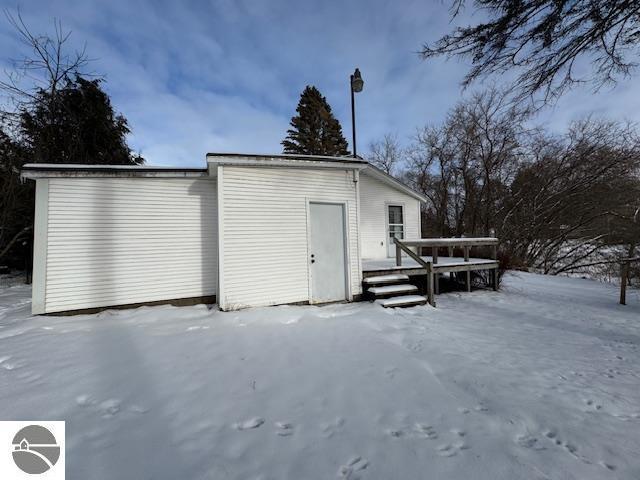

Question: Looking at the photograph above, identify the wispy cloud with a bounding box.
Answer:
[1,0,639,166]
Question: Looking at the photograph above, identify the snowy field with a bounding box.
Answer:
[1,272,639,480]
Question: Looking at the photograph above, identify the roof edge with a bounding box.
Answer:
[207,152,368,164]
[21,163,208,179]
[363,165,428,203]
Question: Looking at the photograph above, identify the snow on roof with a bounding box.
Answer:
[206,152,369,164]
[20,154,427,204]
[22,163,206,171]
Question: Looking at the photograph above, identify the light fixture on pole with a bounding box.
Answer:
[350,68,364,158]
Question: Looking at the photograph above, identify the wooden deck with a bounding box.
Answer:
[362,256,498,277]
[362,237,500,307]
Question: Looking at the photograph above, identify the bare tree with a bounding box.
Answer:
[421,1,640,104]
[367,133,403,176]
[502,119,640,273]
[0,10,91,122]
[407,88,528,237]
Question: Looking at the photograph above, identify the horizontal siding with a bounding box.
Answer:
[44,178,217,313]
[220,166,360,309]
[359,172,421,260]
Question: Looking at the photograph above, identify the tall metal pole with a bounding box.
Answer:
[350,75,357,158]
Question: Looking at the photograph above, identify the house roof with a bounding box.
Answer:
[21,154,426,203]
[207,152,369,164]
[21,164,208,179]
[206,153,427,202]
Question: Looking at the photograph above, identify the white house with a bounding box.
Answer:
[21,153,426,314]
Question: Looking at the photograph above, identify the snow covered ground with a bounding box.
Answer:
[1,272,639,479]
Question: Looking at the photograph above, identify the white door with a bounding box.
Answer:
[309,202,347,303]
[387,205,404,257]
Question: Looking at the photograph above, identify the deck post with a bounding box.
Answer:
[490,244,498,291]
[466,270,471,292]
[620,261,628,305]
[463,246,469,262]
[432,247,439,295]
[395,241,402,266]
[426,262,435,307]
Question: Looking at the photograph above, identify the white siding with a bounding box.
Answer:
[42,177,217,313]
[359,171,421,259]
[219,166,360,309]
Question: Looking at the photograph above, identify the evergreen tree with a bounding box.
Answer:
[282,86,349,156]
[20,76,143,165]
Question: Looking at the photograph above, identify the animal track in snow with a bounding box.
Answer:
[321,417,345,438]
[598,461,616,471]
[100,399,122,417]
[384,367,398,379]
[537,428,604,466]
[515,434,544,450]
[275,421,294,436]
[76,394,94,407]
[337,455,368,478]
[583,399,603,411]
[0,357,23,370]
[234,417,265,430]
[386,428,404,438]
[436,441,469,457]
[129,405,150,414]
[414,423,438,439]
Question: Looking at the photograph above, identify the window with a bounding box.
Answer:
[387,205,404,257]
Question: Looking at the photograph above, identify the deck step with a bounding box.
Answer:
[367,284,418,297]
[363,274,410,286]
[377,295,428,308]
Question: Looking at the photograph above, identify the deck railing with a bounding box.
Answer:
[393,237,498,267]
[393,237,500,307]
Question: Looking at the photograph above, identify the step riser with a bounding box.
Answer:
[382,301,427,308]
[377,294,428,308]
[363,274,410,287]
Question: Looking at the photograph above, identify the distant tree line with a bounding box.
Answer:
[368,88,640,277]
[0,13,142,270]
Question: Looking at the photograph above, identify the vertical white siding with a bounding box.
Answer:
[220,166,360,309]
[359,171,421,259]
[43,177,217,313]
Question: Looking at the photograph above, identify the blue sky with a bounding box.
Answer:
[1,0,639,167]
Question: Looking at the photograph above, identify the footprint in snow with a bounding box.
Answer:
[414,423,438,439]
[584,399,603,411]
[275,421,294,436]
[76,394,95,407]
[234,417,265,431]
[598,461,616,471]
[129,405,150,414]
[100,399,122,417]
[338,455,369,478]
[321,417,345,438]
[436,441,469,457]
[515,434,544,450]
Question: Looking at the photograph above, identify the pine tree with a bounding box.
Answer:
[20,76,143,165]
[282,86,349,156]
